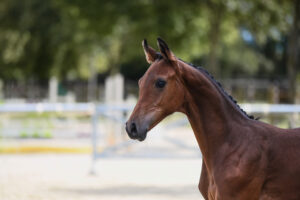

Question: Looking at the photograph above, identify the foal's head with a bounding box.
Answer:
[125,38,185,141]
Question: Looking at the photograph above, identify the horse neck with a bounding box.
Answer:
[178,61,251,169]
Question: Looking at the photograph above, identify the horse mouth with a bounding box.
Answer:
[127,131,147,142]
[137,133,147,141]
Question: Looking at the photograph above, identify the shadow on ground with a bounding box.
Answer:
[52,184,199,196]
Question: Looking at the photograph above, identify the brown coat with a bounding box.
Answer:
[126,38,300,200]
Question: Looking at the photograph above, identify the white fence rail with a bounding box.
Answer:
[0,103,131,113]
[242,104,300,113]
[0,103,299,173]
[1,103,300,113]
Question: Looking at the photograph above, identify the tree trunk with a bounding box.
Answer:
[207,5,223,78]
[287,0,300,103]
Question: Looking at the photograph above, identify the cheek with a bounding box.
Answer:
[146,109,168,131]
[161,84,184,110]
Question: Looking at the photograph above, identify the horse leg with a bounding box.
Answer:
[199,159,209,200]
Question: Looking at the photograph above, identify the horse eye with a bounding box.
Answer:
[155,79,166,88]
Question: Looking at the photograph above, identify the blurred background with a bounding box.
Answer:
[0,0,299,200]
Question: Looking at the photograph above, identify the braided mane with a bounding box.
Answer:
[181,60,255,120]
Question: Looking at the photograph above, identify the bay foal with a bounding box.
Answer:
[125,38,300,200]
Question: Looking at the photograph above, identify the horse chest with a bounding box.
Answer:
[206,172,242,200]
[207,178,219,200]
[206,163,264,200]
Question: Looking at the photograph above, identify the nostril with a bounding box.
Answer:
[125,122,129,132]
[131,122,137,135]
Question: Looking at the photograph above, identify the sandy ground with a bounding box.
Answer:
[0,154,204,200]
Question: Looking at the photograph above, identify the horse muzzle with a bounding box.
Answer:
[125,121,148,141]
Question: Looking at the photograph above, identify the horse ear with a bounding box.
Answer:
[157,37,177,62]
[142,39,158,64]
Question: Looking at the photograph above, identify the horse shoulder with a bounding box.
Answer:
[259,129,300,199]
[212,140,268,199]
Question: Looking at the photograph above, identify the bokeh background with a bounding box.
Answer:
[0,0,299,200]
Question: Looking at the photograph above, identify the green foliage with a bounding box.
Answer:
[32,132,41,138]
[19,130,52,139]
[19,131,29,138]
[0,0,296,81]
[0,0,87,80]
[43,131,53,139]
